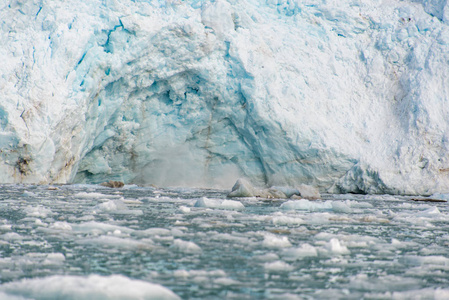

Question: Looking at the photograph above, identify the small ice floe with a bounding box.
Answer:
[23,205,53,218]
[0,232,23,241]
[193,197,244,210]
[402,255,449,267]
[280,200,352,213]
[21,191,36,197]
[253,253,280,262]
[347,274,420,292]
[281,243,318,261]
[170,239,202,254]
[174,269,234,286]
[42,253,65,265]
[262,234,292,249]
[227,178,257,197]
[49,221,72,231]
[137,228,172,237]
[213,277,240,286]
[71,221,134,236]
[179,206,191,213]
[73,192,109,199]
[271,214,305,226]
[280,200,331,211]
[77,236,154,251]
[264,261,294,272]
[0,274,180,299]
[94,200,143,215]
[325,238,350,255]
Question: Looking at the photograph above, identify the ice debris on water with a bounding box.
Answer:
[194,197,245,210]
[0,275,180,300]
[227,178,321,200]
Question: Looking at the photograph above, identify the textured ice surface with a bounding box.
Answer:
[0,274,180,300]
[2,0,449,194]
[1,185,449,298]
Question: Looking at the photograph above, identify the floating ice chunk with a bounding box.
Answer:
[21,191,36,197]
[94,200,143,215]
[96,199,128,211]
[282,244,318,261]
[326,238,350,255]
[0,274,180,299]
[253,253,280,262]
[210,233,251,245]
[71,221,134,235]
[227,178,257,197]
[331,202,352,213]
[404,255,449,266]
[46,253,65,261]
[220,200,245,210]
[271,214,304,225]
[179,206,191,213]
[262,234,292,248]
[173,270,190,278]
[0,224,12,232]
[391,288,449,300]
[194,197,221,208]
[270,186,300,198]
[194,197,244,210]
[264,261,294,272]
[347,201,374,208]
[139,228,172,236]
[213,277,239,286]
[173,269,226,278]
[73,192,109,199]
[281,200,332,211]
[49,222,72,231]
[281,200,352,213]
[77,236,154,251]
[23,206,53,218]
[43,253,66,265]
[418,207,441,217]
[348,274,421,292]
[0,233,23,241]
[171,239,202,254]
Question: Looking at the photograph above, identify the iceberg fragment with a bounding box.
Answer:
[0,274,180,300]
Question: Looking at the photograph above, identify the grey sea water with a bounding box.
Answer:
[0,184,449,299]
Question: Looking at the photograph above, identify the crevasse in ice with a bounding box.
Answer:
[1,0,449,194]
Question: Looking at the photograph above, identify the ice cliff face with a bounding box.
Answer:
[2,0,449,194]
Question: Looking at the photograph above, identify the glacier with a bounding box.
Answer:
[1,0,449,194]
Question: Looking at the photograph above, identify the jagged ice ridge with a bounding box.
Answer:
[1,0,449,194]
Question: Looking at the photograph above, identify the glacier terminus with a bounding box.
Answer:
[2,0,449,195]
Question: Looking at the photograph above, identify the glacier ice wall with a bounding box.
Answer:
[1,0,449,194]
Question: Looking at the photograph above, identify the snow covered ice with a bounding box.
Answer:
[2,0,449,194]
[0,185,449,299]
